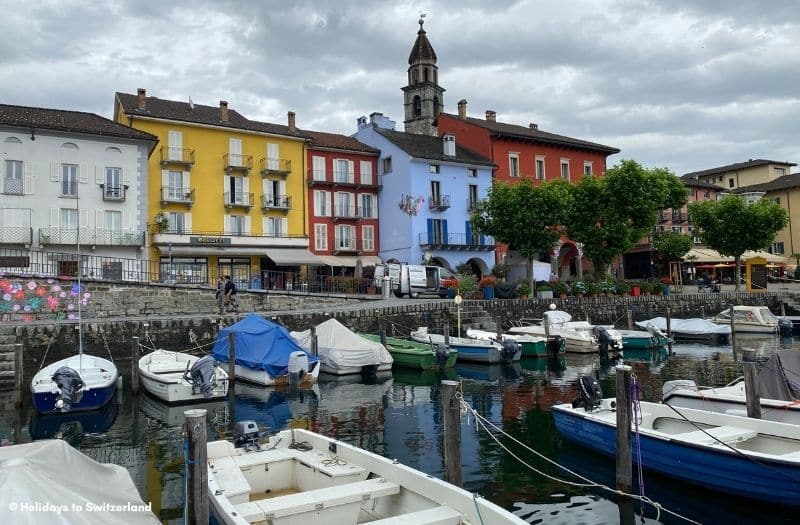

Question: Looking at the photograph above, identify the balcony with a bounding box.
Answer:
[161,186,195,208]
[160,147,195,168]
[306,170,382,190]
[467,198,480,213]
[333,239,361,255]
[428,194,451,211]
[260,157,291,177]
[100,184,128,202]
[671,211,687,222]
[333,205,360,221]
[419,232,495,251]
[224,153,253,173]
[3,178,23,195]
[262,195,292,212]
[39,228,145,247]
[0,226,32,245]
[224,192,254,210]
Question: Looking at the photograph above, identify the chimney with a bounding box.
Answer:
[287,111,296,131]
[443,133,456,156]
[220,100,229,122]
[137,88,146,110]
[529,122,538,130]
[485,110,496,122]
[357,116,368,129]
[457,99,467,118]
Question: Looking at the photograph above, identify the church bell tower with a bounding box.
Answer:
[402,18,445,135]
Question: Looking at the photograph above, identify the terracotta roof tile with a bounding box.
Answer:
[375,128,493,166]
[305,130,379,154]
[683,159,796,178]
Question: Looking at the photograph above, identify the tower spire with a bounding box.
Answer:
[402,18,445,135]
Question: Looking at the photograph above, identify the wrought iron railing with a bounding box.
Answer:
[418,232,495,248]
[259,157,291,175]
[160,186,195,205]
[428,194,451,210]
[224,153,253,171]
[39,228,145,246]
[333,205,360,219]
[224,192,254,208]
[159,147,195,166]
[101,184,127,201]
[262,195,292,210]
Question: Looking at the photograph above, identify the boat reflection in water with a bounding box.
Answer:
[455,362,523,381]
[391,367,458,386]
[29,394,119,442]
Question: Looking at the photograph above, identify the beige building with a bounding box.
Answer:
[733,172,800,258]
[686,158,795,191]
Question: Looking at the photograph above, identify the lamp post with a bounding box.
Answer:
[454,293,463,337]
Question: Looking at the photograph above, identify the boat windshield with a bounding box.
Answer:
[758,308,777,323]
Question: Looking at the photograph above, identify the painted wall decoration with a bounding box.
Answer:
[398,194,425,216]
[0,278,90,321]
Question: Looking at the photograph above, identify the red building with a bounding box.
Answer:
[436,101,620,280]
[305,131,382,270]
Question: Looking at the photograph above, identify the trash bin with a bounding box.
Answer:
[663,284,670,296]
[630,285,641,296]
[483,286,495,300]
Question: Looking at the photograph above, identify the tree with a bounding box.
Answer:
[688,195,788,290]
[565,159,687,279]
[652,230,693,276]
[472,179,571,292]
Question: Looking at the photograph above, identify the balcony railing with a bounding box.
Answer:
[262,195,292,211]
[260,157,291,177]
[100,184,127,202]
[671,211,687,222]
[0,226,33,245]
[333,205,360,220]
[467,199,480,212]
[419,232,495,250]
[428,194,451,210]
[39,228,145,247]
[160,147,195,167]
[306,170,381,190]
[224,153,253,172]
[333,239,361,254]
[3,178,23,195]
[160,186,195,207]
[224,192,254,209]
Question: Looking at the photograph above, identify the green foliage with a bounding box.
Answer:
[615,281,631,293]
[689,195,788,290]
[472,179,572,289]
[553,281,569,295]
[565,160,687,278]
[491,263,510,280]
[516,281,531,297]
[455,274,479,296]
[652,231,693,262]
[455,262,474,275]
[571,280,587,295]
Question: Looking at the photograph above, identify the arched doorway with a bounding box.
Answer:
[465,257,489,278]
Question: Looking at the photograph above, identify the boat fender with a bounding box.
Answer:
[571,375,602,411]
[51,366,85,412]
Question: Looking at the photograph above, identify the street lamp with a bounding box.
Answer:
[454,293,463,337]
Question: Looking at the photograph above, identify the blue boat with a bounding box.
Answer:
[211,314,320,386]
[552,398,800,505]
[29,394,118,440]
[31,354,119,414]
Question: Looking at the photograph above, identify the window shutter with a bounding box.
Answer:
[278,180,286,198]
[95,166,103,184]
[427,218,433,242]
[348,160,355,183]
[95,210,104,230]
[51,162,60,182]
[243,176,249,194]
[281,217,288,235]
[79,209,89,228]
[313,156,325,180]
[442,220,448,245]
[50,208,59,227]
[183,171,190,192]
[162,169,169,189]
[123,211,131,230]
[79,164,89,184]
[465,220,472,243]
[24,162,34,195]
[244,216,252,234]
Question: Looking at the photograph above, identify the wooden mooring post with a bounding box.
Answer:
[441,380,462,487]
[781,301,786,317]
[730,304,737,352]
[14,343,23,408]
[443,321,451,348]
[742,349,761,419]
[130,336,140,396]
[184,409,209,525]
[495,317,503,340]
[665,307,673,355]
[310,326,318,356]
[379,325,387,347]
[227,331,236,400]
[615,364,632,493]
[626,308,633,330]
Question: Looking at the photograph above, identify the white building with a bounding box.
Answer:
[0,104,157,279]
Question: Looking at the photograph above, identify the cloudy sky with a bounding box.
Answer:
[2,0,799,175]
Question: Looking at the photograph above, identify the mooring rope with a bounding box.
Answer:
[631,375,646,519]
[455,390,702,525]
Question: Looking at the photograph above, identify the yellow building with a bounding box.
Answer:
[733,172,800,260]
[686,158,796,191]
[114,89,320,288]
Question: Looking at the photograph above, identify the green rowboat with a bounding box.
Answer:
[362,334,457,370]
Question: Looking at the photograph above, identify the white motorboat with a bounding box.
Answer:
[291,318,393,376]
[662,349,800,425]
[207,425,528,525]
[410,327,521,363]
[711,305,780,333]
[31,354,118,414]
[636,317,731,344]
[138,349,228,403]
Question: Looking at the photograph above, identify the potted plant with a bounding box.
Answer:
[456,274,480,299]
[639,281,651,295]
[616,281,631,296]
[491,263,510,282]
[571,280,587,297]
[553,281,569,298]
[478,275,497,300]
[153,213,169,232]
[442,277,459,299]
[586,281,598,297]
[537,284,553,300]
[516,281,531,300]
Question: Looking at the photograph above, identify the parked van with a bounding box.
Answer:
[375,263,441,298]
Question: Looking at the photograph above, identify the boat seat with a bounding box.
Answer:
[672,425,757,445]
[233,448,296,469]
[294,449,367,478]
[242,478,400,523]
[146,362,189,374]
[210,456,252,503]
[233,501,265,524]
[368,505,464,524]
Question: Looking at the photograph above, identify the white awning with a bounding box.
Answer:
[315,255,383,267]
[266,248,326,266]
[683,248,790,264]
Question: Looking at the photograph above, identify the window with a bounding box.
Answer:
[703,190,710,198]
[430,218,443,244]
[314,190,330,217]
[671,209,682,221]
[583,162,593,176]
[105,210,122,242]
[168,130,183,161]
[167,212,186,233]
[771,242,785,254]
[672,226,682,233]
[382,156,392,174]
[60,208,78,230]
[168,170,184,199]
[653,225,665,232]
[467,168,477,178]
[468,184,478,210]
[314,224,328,251]
[773,197,781,206]
[775,167,786,176]
[413,95,421,117]
[728,178,735,188]
[105,167,122,199]
[267,143,280,170]
[227,176,245,204]
[229,138,243,166]
[229,215,246,235]
[265,217,284,236]
[362,225,374,251]
[560,159,570,181]
[430,180,441,203]
[3,160,23,195]
[429,164,440,174]
[334,159,353,183]
[535,156,545,180]
[336,225,356,250]
[360,161,373,185]
[508,154,519,178]
[360,194,375,218]
[312,156,326,181]
[61,164,78,197]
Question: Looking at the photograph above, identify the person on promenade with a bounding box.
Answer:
[215,276,225,314]
[224,275,239,313]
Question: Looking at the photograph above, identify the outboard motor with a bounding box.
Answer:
[499,339,519,364]
[184,355,219,398]
[52,366,85,412]
[594,326,622,352]
[778,318,794,338]
[287,351,309,388]
[233,420,263,450]
[432,343,450,368]
[547,335,565,356]
[572,375,603,411]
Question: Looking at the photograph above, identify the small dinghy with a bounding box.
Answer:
[207,421,528,524]
[138,349,228,403]
[291,319,393,376]
[466,328,565,358]
[31,354,118,414]
[410,327,520,364]
[361,333,456,370]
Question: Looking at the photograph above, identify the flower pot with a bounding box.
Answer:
[630,285,640,296]
[483,286,495,300]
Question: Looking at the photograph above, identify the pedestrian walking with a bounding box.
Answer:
[224,275,239,313]
[215,275,225,314]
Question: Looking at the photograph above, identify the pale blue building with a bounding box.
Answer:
[354,113,495,275]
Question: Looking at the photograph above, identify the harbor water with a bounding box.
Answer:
[4,334,800,524]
